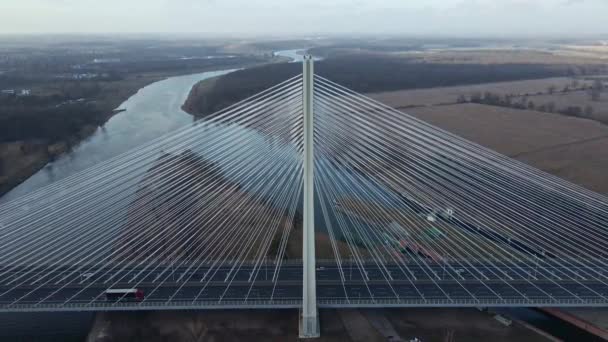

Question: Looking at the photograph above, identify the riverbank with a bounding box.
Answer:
[540,307,608,340]
[0,108,121,197]
[86,308,558,341]
[0,71,174,197]
[181,49,310,119]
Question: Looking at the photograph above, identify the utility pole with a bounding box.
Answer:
[300,55,320,338]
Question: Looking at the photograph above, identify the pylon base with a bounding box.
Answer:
[299,308,320,338]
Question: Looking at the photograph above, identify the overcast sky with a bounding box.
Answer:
[1,0,607,37]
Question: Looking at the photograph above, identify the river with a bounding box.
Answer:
[274,49,322,63]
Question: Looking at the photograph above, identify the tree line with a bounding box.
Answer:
[459,87,601,119]
[188,53,605,117]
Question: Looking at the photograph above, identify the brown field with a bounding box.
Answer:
[400,48,608,65]
[399,103,608,194]
[557,45,608,61]
[405,103,608,155]
[368,76,608,194]
[369,77,593,108]
[515,137,608,195]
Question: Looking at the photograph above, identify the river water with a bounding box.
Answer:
[274,49,322,63]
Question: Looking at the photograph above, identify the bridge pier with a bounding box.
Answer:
[300,55,320,338]
[300,309,320,339]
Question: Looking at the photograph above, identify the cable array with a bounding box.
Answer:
[0,76,304,307]
[1,71,608,309]
[313,75,608,304]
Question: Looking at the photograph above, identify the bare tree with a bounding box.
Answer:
[470,91,482,103]
[183,315,209,342]
[590,88,601,101]
[562,106,583,117]
[444,329,455,342]
[590,79,604,101]
[483,91,500,105]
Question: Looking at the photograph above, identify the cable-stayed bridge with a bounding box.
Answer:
[1,57,608,337]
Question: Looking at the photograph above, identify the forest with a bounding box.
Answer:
[0,100,110,143]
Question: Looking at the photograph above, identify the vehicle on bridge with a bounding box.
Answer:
[399,240,445,263]
[105,288,145,301]
[383,231,446,263]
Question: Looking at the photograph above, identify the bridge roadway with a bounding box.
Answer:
[1,261,607,311]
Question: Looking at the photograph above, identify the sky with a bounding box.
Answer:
[1,0,607,37]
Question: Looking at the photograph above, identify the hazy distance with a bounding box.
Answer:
[1,0,607,37]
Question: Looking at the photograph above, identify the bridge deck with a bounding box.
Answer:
[1,262,607,312]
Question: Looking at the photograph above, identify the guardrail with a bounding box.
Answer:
[319,297,608,307]
[4,258,608,269]
[0,299,303,312]
[2,296,608,313]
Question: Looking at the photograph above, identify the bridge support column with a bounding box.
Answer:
[300,55,320,339]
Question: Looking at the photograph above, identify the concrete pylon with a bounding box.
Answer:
[299,55,320,338]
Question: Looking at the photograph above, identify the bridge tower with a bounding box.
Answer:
[300,55,320,338]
